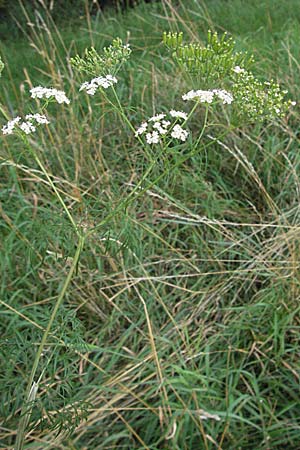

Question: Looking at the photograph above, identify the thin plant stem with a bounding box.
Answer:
[86,157,157,238]
[0,104,9,120]
[14,137,84,449]
[193,104,209,147]
[106,86,154,162]
[110,85,137,136]
[15,234,85,450]
[23,137,80,237]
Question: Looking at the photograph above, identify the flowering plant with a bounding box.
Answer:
[0,31,296,450]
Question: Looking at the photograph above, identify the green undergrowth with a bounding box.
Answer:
[0,0,300,449]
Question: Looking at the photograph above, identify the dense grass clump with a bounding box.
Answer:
[0,1,300,449]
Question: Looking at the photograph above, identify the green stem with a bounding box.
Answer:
[184,99,201,125]
[23,137,80,237]
[15,136,83,449]
[86,157,157,238]
[15,234,85,450]
[108,86,154,162]
[110,85,137,135]
[0,104,9,120]
[193,104,209,148]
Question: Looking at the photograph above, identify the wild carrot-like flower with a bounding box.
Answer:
[19,122,36,134]
[2,116,22,135]
[169,110,188,120]
[170,124,189,141]
[182,90,214,103]
[182,89,233,104]
[135,122,148,136]
[135,109,189,144]
[146,131,160,144]
[153,121,169,135]
[164,30,296,122]
[79,74,117,95]
[30,87,70,104]
[25,113,50,124]
[231,68,296,120]
[148,113,166,122]
[2,113,50,135]
[213,89,233,104]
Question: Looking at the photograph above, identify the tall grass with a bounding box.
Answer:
[0,0,300,449]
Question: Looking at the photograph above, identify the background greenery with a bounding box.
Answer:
[0,0,300,449]
[0,0,155,38]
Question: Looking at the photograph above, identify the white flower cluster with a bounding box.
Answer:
[146,130,160,144]
[79,75,117,95]
[182,88,233,105]
[170,109,188,120]
[171,124,189,141]
[2,116,21,135]
[213,89,233,104]
[2,113,50,135]
[153,120,170,135]
[30,86,70,104]
[182,90,214,103]
[135,110,189,145]
[25,113,50,124]
[148,113,167,122]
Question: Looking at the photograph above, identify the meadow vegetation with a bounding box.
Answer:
[0,0,300,449]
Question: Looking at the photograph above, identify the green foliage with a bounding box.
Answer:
[37,400,90,436]
[0,56,3,76]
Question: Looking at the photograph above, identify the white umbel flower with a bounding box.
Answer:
[19,121,36,134]
[2,116,21,135]
[25,113,50,124]
[79,75,118,95]
[2,113,50,136]
[182,89,215,103]
[169,110,188,120]
[170,124,189,142]
[146,131,160,144]
[134,111,189,145]
[30,87,70,104]
[153,121,169,135]
[135,122,148,136]
[148,113,166,122]
[182,88,233,105]
[213,89,233,104]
